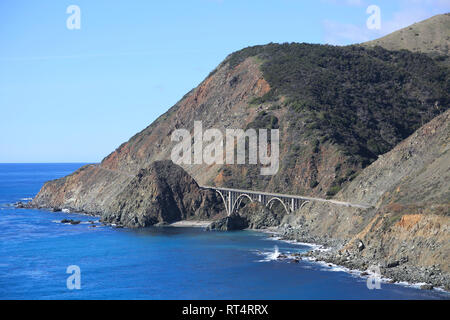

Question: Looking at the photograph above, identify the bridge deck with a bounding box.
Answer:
[201,186,372,209]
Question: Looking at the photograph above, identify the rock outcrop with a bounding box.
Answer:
[240,202,283,229]
[207,214,249,231]
[207,202,283,231]
[33,20,449,212]
[281,110,450,289]
[30,15,449,287]
[103,161,223,227]
[33,160,224,227]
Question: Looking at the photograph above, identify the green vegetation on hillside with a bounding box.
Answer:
[228,43,449,169]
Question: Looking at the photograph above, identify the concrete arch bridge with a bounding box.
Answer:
[201,186,371,216]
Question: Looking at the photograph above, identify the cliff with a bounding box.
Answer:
[33,42,449,211]
[33,160,224,227]
[31,15,449,286]
[282,110,450,289]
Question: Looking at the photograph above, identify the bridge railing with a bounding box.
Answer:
[201,185,372,211]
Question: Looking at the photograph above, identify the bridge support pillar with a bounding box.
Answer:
[205,186,367,218]
[228,191,232,216]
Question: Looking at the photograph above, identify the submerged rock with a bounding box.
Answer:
[14,201,32,209]
[14,202,25,208]
[60,219,81,225]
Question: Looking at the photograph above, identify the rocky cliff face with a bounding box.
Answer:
[33,161,224,227]
[33,43,449,211]
[103,161,223,227]
[31,15,449,286]
[341,109,450,274]
[32,56,274,215]
[281,110,450,288]
[208,202,283,231]
[32,163,134,214]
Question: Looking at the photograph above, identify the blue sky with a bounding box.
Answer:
[1,0,449,163]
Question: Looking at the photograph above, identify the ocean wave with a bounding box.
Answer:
[82,221,99,225]
[265,235,283,241]
[265,235,323,251]
[260,233,448,294]
[255,245,281,262]
[302,257,360,275]
[395,281,443,291]
[303,257,448,293]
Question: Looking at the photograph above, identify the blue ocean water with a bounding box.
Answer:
[0,163,448,300]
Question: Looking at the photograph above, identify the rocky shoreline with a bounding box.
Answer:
[20,15,450,299]
[14,194,450,292]
[202,216,450,293]
[15,200,449,294]
[28,109,450,294]
[273,224,450,292]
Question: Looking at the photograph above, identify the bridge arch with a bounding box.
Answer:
[266,197,290,215]
[214,189,229,215]
[231,193,253,215]
[299,200,310,211]
[201,186,371,216]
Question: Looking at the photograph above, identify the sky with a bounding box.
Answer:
[1,0,449,163]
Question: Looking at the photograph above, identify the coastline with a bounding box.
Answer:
[256,226,450,294]
[20,203,450,295]
[162,219,449,294]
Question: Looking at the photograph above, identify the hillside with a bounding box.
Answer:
[363,13,450,56]
[31,43,449,216]
[32,13,450,214]
[30,14,450,288]
[282,109,450,288]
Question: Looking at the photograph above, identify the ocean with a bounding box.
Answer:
[0,163,448,300]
